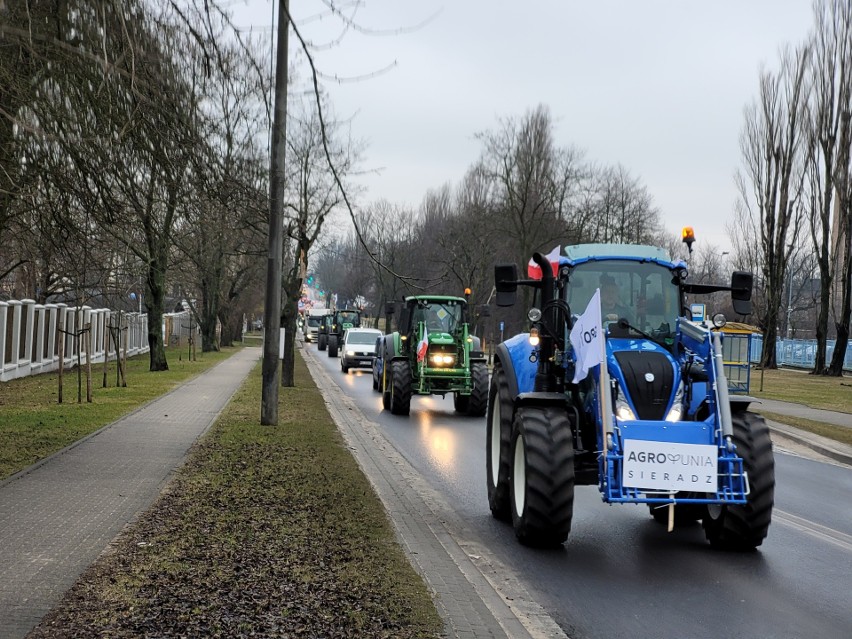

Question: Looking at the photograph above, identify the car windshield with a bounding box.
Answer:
[346,331,380,345]
[565,261,680,338]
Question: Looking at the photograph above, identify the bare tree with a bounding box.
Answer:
[802,0,852,373]
[279,94,361,386]
[736,44,810,368]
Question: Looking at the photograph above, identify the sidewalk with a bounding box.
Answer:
[0,347,261,639]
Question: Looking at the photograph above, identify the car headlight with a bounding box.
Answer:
[346,350,355,356]
[665,381,684,422]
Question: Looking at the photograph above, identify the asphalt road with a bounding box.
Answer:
[312,345,852,639]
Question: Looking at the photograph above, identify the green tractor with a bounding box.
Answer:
[379,295,488,416]
[317,314,333,351]
[325,308,362,357]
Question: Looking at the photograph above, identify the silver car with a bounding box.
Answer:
[340,328,383,373]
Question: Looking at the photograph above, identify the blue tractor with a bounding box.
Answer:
[487,242,774,549]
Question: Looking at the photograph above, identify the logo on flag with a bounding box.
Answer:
[569,289,604,384]
[527,245,562,280]
[417,327,429,362]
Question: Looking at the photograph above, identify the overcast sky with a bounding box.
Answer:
[230,0,815,251]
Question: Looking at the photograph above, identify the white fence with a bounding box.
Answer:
[0,299,149,382]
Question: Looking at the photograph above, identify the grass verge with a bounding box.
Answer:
[0,346,239,480]
[755,411,852,447]
[749,367,852,413]
[29,349,444,638]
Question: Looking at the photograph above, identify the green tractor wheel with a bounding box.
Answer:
[466,362,489,416]
[318,334,327,351]
[389,360,412,416]
[328,335,339,357]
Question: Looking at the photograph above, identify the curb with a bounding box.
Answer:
[766,421,852,467]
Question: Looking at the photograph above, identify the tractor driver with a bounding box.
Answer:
[600,275,631,323]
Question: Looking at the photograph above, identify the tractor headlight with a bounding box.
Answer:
[430,353,455,366]
[529,327,541,347]
[615,390,636,422]
[665,381,684,422]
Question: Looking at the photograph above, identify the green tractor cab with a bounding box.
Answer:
[379,295,488,416]
[324,309,362,358]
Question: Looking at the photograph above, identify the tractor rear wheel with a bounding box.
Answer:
[465,362,489,417]
[510,405,575,547]
[486,365,513,521]
[702,411,774,551]
[318,334,327,351]
[389,360,412,415]
[328,335,339,357]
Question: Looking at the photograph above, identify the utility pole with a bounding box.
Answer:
[261,0,290,425]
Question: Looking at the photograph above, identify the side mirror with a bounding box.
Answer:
[399,307,411,334]
[495,263,519,307]
[731,271,753,316]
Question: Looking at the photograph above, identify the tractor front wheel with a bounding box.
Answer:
[510,405,575,547]
[702,411,774,551]
[389,360,412,416]
[318,334,327,351]
[465,362,489,417]
[486,364,513,521]
[328,335,339,357]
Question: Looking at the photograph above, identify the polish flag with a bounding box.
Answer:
[417,327,429,362]
[527,245,562,280]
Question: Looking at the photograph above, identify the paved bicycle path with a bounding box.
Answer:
[0,347,261,639]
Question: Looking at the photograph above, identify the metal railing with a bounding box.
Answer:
[750,336,852,372]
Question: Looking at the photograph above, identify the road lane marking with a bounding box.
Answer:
[774,510,852,552]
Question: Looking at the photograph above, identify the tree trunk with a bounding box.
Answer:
[146,264,169,372]
[281,274,302,387]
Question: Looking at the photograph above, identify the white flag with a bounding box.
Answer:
[569,288,604,384]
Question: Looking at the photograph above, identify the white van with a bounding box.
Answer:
[304,308,330,342]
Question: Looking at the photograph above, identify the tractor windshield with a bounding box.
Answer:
[337,311,359,325]
[565,261,680,339]
[412,300,464,334]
